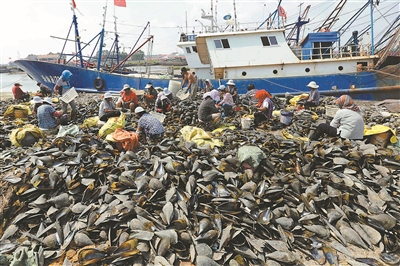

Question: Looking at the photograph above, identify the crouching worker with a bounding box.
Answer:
[37,97,66,135]
[99,92,121,121]
[310,95,364,141]
[155,87,172,113]
[135,107,165,144]
[253,90,274,127]
[144,82,158,108]
[198,91,221,129]
[117,84,139,112]
[217,85,235,117]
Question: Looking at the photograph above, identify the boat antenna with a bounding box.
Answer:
[211,0,214,32]
[96,3,107,71]
[369,0,375,55]
[233,0,237,31]
[71,1,84,68]
[113,13,120,66]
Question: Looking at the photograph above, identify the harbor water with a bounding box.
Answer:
[0,73,38,93]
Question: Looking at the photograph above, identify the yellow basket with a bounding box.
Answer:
[14,109,26,118]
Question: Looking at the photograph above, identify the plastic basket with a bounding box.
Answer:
[14,109,26,119]
[60,87,78,103]
[241,117,252,129]
[149,111,166,123]
[326,105,340,118]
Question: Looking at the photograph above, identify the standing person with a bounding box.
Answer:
[241,84,258,106]
[31,96,43,116]
[144,82,157,108]
[37,82,52,97]
[198,91,221,129]
[117,84,139,112]
[204,79,214,92]
[155,87,172,113]
[99,92,121,122]
[135,107,165,144]
[226,79,238,104]
[181,67,198,101]
[37,97,63,134]
[310,95,364,141]
[216,85,235,117]
[253,90,274,127]
[54,70,77,119]
[297,81,320,110]
[12,83,30,102]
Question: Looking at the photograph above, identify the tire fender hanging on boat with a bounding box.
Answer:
[94,77,105,90]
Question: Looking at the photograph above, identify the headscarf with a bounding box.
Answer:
[335,95,359,112]
[203,90,220,101]
[254,90,272,107]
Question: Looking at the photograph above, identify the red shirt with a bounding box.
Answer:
[12,86,25,99]
[121,90,138,105]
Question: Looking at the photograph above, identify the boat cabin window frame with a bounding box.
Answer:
[192,46,198,53]
[214,39,230,49]
[185,47,191,54]
[261,36,278,47]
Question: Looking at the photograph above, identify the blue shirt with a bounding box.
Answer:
[138,113,164,138]
[37,104,57,129]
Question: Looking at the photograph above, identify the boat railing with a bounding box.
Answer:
[180,34,197,42]
[291,43,372,61]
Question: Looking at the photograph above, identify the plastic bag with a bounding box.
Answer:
[57,125,81,138]
[112,128,140,151]
[237,146,266,169]
[81,116,99,129]
[98,113,126,138]
[10,124,44,147]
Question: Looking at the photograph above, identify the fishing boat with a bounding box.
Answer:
[15,2,181,95]
[179,0,400,100]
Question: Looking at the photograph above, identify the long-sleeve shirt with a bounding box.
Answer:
[138,113,164,138]
[37,104,58,129]
[220,92,235,106]
[198,98,219,122]
[12,86,26,100]
[330,109,364,139]
[155,92,171,111]
[99,99,117,118]
[307,89,320,105]
[241,89,258,105]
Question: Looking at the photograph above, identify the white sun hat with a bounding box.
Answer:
[226,79,235,86]
[134,106,145,113]
[123,84,131,90]
[104,92,112,99]
[145,83,153,89]
[307,81,319,89]
[43,97,53,104]
[31,96,43,104]
[218,85,226,91]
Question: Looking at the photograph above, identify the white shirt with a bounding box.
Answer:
[330,109,364,139]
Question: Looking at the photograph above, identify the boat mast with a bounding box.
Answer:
[97,4,107,71]
[113,7,120,65]
[71,2,84,67]
[233,0,237,31]
[370,0,375,55]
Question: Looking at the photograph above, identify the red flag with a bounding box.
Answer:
[278,6,287,20]
[72,0,76,8]
[114,0,126,7]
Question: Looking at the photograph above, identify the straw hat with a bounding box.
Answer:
[226,80,235,86]
[307,81,319,89]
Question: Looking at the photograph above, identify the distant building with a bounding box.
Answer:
[25,54,65,63]
[145,53,186,61]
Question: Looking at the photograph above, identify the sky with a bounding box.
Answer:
[0,0,398,64]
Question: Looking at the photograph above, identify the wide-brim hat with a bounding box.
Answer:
[135,106,145,113]
[218,85,226,91]
[307,81,319,89]
[145,83,153,89]
[31,96,42,104]
[123,84,131,90]
[14,83,22,86]
[43,97,53,104]
[104,92,112,99]
[205,79,211,83]
[226,79,235,86]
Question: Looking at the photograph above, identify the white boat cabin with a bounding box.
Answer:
[195,28,376,80]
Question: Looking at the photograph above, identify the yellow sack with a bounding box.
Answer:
[281,129,309,141]
[289,94,309,106]
[98,113,126,138]
[10,124,44,147]
[81,116,99,129]
[364,125,397,144]
[180,126,223,148]
[3,104,32,119]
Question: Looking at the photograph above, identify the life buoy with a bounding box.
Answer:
[94,77,105,90]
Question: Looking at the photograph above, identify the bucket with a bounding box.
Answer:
[168,80,181,97]
[280,111,294,125]
[14,109,26,119]
[369,130,393,148]
[149,111,166,123]
[241,117,252,129]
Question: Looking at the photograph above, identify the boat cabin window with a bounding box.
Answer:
[192,46,198,53]
[261,36,278,46]
[185,47,191,53]
[214,39,230,49]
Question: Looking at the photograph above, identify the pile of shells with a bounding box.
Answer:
[0,92,399,266]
